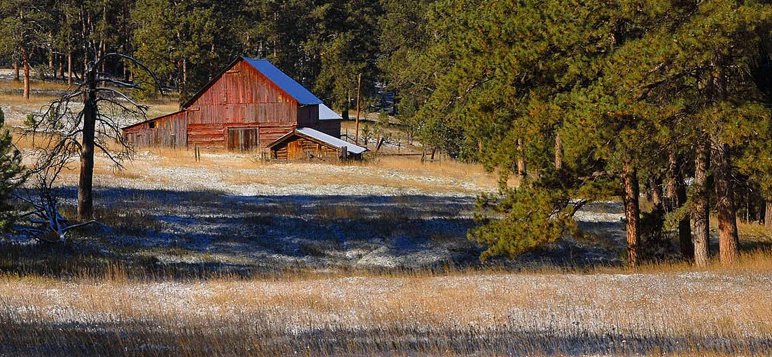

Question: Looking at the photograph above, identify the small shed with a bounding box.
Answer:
[269,127,366,160]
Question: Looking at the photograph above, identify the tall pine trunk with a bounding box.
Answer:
[692,140,710,267]
[766,200,772,229]
[48,33,55,79]
[67,51,73,85]
[517,138,526,176]
[58,54,65,79]
[650,178,663,210]
[182,58,187,100]
[554,132,562,170]
[77,65,96,220]
[21,47,30,100]
[713,141,740,265]
[676,173,692,259]
[666,152,693,259]
[12,63,19,82]
[622,162,640,267]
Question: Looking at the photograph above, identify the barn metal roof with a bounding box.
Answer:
[270,127,367,155]
[242,57,323,105]
[319,104,343,121]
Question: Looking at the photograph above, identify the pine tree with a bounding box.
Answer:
[0,0,52,99]
[0,108,25,232]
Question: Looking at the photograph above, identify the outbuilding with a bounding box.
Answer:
[269,127,366,160]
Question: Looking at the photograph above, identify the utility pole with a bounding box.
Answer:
[354,73,362,144]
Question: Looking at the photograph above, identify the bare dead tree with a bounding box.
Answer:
[25,53,162,222]
[16,156,95,242]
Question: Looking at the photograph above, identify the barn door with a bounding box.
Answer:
[227,128,259,151]
[287,140,303,160]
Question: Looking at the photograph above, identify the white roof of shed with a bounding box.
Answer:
[319,104,342,121]
[296,127,367,154]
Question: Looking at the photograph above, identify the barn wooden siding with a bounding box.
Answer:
[316,120,342,138]
[297,105,320,127]
[185,60,305,148]
[272,136,343,160]
[124,111,187,148]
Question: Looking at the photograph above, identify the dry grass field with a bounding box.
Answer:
[2,75,772,356]
[1,262,772,356]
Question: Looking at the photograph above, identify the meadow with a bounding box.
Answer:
[1,261,772,356]
[1,75,772,356]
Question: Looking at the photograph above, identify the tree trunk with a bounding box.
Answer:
[354,73,361,144]
[82,4,90,81]
[77,65,96,220]
[67,51,73,85]
[99,0,106,73]
[49,33,55,79]
[651,178,663,211]
[666,152,693,259]
[517,138,526,176]
[555,132,562,170]
[182,57,187,98]
[692,140,710,267]
[665,152,678,211]
[713,141,740,265]
[622,162,640,267]
[21,47,30,100]
[59,54,65,79]
[764,200,772,228]
[12,63,20,82]
[676,171,692,260]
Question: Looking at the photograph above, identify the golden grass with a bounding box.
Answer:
[0,257,771,356]
[144,101,182,119]
[0,93,63,106]
[736,219,772,242]
[1,78,74,90]
[374,155,485,177]
[126,148,500,193]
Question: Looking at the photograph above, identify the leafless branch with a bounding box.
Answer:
[18,52,163,237]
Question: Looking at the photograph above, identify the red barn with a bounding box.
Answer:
[122,57,361,157]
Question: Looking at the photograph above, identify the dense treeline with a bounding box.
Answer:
[0,0,381,110]
[407,0,772,266]
[1,0,771,266]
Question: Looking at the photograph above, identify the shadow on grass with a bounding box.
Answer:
[1,319,770,356]
[12,186,741,278]
[6,186,482,278]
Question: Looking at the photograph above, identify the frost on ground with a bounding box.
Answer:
[8,150,631,272]
[0,271,771,356]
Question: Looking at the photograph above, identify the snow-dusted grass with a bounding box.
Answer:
[1,264,771,356]
[5,78,772,355]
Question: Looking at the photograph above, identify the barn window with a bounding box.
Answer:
[149,122,156,129]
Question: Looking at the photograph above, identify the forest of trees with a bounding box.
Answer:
[1,0,771,267]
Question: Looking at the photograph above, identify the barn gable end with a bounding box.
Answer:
[185,59,301,149]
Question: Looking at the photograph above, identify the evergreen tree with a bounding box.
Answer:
[429,0,772,265]
[309,0,383,109]
[0,0,52,99]
[0,108,26,232]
